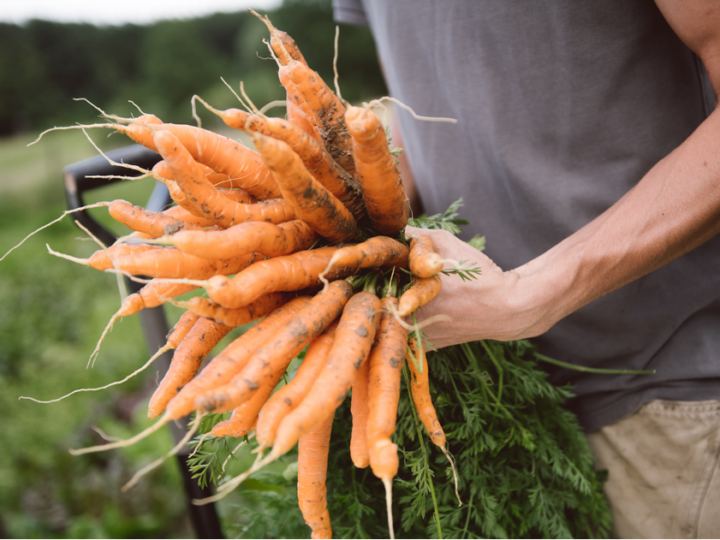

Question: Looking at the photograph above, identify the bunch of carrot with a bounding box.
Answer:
[20,13,466,540]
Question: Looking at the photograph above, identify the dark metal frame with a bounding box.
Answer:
[63,144,223,539]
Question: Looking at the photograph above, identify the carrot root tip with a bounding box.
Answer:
[441,445,462,507]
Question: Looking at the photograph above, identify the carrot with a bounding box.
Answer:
[251,133,356,242]
[194,279,354,415]
[349,351,370,468]
[271,291,382,459]
[209,345,290,438]
[256,119,359,213]
[122,281,199,314]
[110,249,259,280]
[87,281,199,368]
[152,161,257,217]
[209,401,258,438]
[368,297,408,539]
[108,200,204,238]
[409,235,442,278]
[207,105,362,216]
[405,335,461,505]
[367,297,407,480]
[287,98,323,143]
[152,159,246,191]
[251,10,308,67]
[215,189,258,204]
[255,322,338,448]
[166,310,203,348]
[202,246,352,309]
[161,205,217,228]
[397,276,442,317]
[148,318,233,418]
[282,76,323,141]
[345,106,409,235]
[115,122,280,199]
[153,130,295,228]
[49,243,158,271]
[248,11,325,142]
[166,220,318,260]
[325,236,409,275]
[165,296,312,421]
[279,60,355,176]
[406,337,444,447]
[170,292,290,328]
[297,414,334,540]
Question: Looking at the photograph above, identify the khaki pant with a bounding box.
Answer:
[586,400,720,539]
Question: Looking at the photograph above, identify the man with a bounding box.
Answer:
[334,1,720,537]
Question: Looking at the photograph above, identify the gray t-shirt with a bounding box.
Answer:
[334,0,720,432]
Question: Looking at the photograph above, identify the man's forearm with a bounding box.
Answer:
[513,107,720,334]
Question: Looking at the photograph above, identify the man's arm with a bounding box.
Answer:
[413,0,720,348]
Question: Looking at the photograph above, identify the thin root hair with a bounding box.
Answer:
[366,96,458,124]
[0,202,110,263]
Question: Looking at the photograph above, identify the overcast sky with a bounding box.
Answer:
[0,0,283,25]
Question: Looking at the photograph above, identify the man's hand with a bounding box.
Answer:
[404,226,556,348]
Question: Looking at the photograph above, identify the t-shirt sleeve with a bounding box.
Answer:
[332,0,369,26]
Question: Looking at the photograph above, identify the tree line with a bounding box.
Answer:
[0,0,386,137]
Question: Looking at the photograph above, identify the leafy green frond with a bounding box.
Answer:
[408,198,468,235]
[440,259,482,282]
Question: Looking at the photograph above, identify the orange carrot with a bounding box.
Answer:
[57,243,158,271]
[257,118,362,216]
[115,122,280,199]
[118,281,199,318]
[367,297,407,480]
[203,246,351,309]
[148,318,233,418]
[166,310,203,349]
[249,11,327,143]
[251,133,356,242]
[325,236,409,273]
[271,291,382,458]
[194,280,354,415]
[167,220,318,260]
[255,322,338,448]
[252,10,308,67]
[171,292,290,328]
[153,130,295,228]
[397,276,442,318]
[108,200,204,238]
[152,159,242,191]
[165,296,312,421]
[279,60,354,176]
[211,108,362,216]
[367,296,408,539]
[287,98,323,143]
[161,206,217,228]
[110,249,259,280]
[345,106,409,235]
[297,414,334,539]
[153,160,257,210]
[282,76,323,142]
[405,337,445,447]
[409,235,442,278]
[209,346,290,438]
[350,352,370,468]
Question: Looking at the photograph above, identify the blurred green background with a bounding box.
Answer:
[0,0,385,537]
